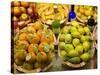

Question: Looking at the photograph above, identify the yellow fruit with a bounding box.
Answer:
[12,7,21,16]
[20,13,29,21]
[20,7,26,13]
[68,50,79,57]
[20,2,29,8]
[79,8,85,14]
[27,26,36,33]
[19,33,27,41]
[12,16,18,22]
[85,10,92,16]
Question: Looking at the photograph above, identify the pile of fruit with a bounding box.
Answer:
[59,21,93,64]
[75,5,97,21]
[11,1,97,72]
[36,3,69,24]
[14,21,55,70]
[11,1,38,30]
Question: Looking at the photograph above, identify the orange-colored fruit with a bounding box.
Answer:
[79,8,85,14]
[31,52,36,60]
[38,43,44,52]
[27,26,36,33]
[12,7,21,16]
[40,52,47,61]
[38,43,49,52]
[11,1,20,7]
[20,2,29,8]
[19,33,27,41]
[28,44,34,53]
[41,36,49,43]
[31,34,40,44]
[37,52,47,62]
[41,34,54,43]
[33,22,42,30]
[49,35,54,43]
[16,40,29,50]
[25,52,36,64]
[37,30,42,39]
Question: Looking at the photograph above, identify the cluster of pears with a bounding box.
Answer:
[59,21,92,64]
[75,5,96,21]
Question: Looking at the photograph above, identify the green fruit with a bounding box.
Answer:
[68,50,79,57]
[70,27,77,33]
[71,21,79,28]
[80,53,91,62]
[71,31,80,38]
[27,33,34,43]
[72,38,80,47]
[50,44,54,50]
[15,50,26,61]
[60,50,69,61]
[52,20,60,28]
[52,28,60,34]
[47,52,53,62]
[37,52,47,62]
[43,44,50,52]
[78,26,85,34]
[59,42,66,50]
[59,34,66,42]
[75,45,83,54]
[65,44,74,52]
[37,53,43,62]
[60,50,67,57]
[81,35,87,42]
[68,57,81,64]
[65,34,72,44]
[83,41,90,52]
[62,27,69,34]
[22,62,33,70]
[17,41,29,50]
[84,27,91,35]
[33,44,38,54]
[86,35,91,41]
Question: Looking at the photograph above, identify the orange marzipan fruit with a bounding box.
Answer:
[31,35,40,44]
[40,52,47,61]
[41,36,49,43]
[31,52,37,61]
[38,43,44,52]
[28,44,34,53]
[19,33,27,41]
[37,30,42,39]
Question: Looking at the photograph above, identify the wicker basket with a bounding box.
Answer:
[58,22,95,68]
